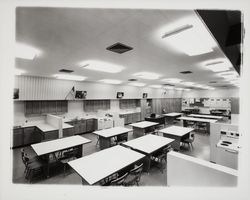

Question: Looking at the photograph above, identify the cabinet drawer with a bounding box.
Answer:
[13,128,23,147]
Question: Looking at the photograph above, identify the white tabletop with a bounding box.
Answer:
[178,116,218,123]
[31,135,91,156]
[68,145,145,185]
[130,121,159,128]
[163,112,183,117]
[188,114,223,119]
[93,126,132,138]
[159,125,194,137]
[123,134,174,154]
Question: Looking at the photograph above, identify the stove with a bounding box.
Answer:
[217,130,240,152]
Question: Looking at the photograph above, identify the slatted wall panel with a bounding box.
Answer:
[15,76,78,100]
[161,98,182,113]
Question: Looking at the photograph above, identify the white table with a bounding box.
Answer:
[68,145,145,185]
[31,135,91,176]
[159,126,194,151]
[163,112,183,124]
[188,114,223,120]
[93,127,132,149]
[178,116,218,134]
[122,134,174,171]
[130,121,159,138]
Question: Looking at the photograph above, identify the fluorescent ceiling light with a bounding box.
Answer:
[183,88,191,91]
[15,43,41,60]
[217,71,239,80]
[204,59,232,72]
[53,74,87,81]
[133,72,161,80]
[181,82,195,86]
[80,60,124,73]
[161,24,213,56]
[164,86,174,90]
[128,82,146,87]
[161,78,182,83]
[99,79,122,84]
[175,87,184,91]
[149,85,162,89]
[15,68,26,76]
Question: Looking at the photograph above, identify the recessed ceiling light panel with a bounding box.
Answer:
[133,72,161,80]
[128,82,146,87]
[161,78,182,83]
[15,43,41,60]
[53,74,87,81]
[99,79,122,84]
[80,60,124,73]
[15,68,26,76]
[149,85,162,88]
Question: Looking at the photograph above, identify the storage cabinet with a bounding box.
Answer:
[119,99,140,109]
[86,119,94,132]
[63,127,74,137]
[13,126,40,148]
[13,128,23,147]
[23,126,36,145]
[79,120,87,134]
[25,100,68,115]
[119,112,141,125]
[83,100,110,112]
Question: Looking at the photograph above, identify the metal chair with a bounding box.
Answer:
[110,172,128,186]
[151,145,172,173]
[182,132,195,150]
[123,163,144,186]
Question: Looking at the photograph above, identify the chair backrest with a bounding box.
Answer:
[110,172,128,186]
[130,163,143,174]
[20,149,29,165]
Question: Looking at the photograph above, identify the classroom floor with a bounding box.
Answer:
[12,126,210,186]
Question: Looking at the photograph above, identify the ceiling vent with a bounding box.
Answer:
[59,69,74,73]
[106,42,133,54]
[162,83,175,86]
[180,71,193,74]
[209,81,217,83]
[128,78,138,81]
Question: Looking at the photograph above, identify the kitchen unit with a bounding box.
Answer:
[215,130,240,169]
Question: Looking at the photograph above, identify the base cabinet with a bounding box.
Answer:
[13,128,23,147]
[63,128,74,137]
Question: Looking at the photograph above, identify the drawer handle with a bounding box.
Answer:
[225,149,238,154]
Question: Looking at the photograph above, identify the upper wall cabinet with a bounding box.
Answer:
[119,99,140,109]
[83,100,110,112]
[25,100,68,115]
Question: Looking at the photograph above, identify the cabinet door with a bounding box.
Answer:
[13,128,23,147]
[79,120,86,133]
[25,102,33,115]
[41,101,48,114]
[23,126,35,145]
[32,101,41,114]
[86,119,94,132]
[48,101,57,114]
[63,128,74,137]
[132,113,137,123]
[56,101,62,113]
[127,114,133,124]
[61,101,68,113]
[44,130,58,140]
[74,124,80,135]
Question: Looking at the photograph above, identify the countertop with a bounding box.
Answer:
[13,120,73,132]
[119,111,141,115]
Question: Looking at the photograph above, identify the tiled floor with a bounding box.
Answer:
[12,125,210,186]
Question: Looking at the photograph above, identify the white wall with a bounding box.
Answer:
[15,75,183,100]
[182,88,239,98]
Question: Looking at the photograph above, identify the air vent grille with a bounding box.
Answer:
[59,69,74,73]
[180,71,193,74]
[106,42,133,54]
[128,78,138,81]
